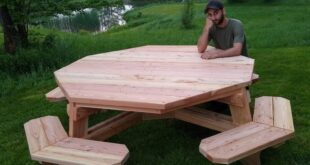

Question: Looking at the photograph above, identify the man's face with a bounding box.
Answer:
[207,9,224,25]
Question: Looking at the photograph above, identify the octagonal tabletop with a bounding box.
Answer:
[55,45,254,114]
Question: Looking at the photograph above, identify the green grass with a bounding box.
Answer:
[0,2,310,164]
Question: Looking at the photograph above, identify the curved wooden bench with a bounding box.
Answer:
[199,96,294,165]
[24,116,129,165]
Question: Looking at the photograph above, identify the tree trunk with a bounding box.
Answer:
[0,5,18,54]
[17,24,28,48]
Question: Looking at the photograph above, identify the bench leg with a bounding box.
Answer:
[229,88,252,125]
[240,152,261,165]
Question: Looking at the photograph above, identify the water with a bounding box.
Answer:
[44,5,133,33]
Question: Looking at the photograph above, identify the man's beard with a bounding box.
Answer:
[213,14,225,26]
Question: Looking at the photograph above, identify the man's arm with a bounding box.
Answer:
[201,43,242,59]
[197,19,213,53]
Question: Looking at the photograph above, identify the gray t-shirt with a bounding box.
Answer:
[209,19,248,56]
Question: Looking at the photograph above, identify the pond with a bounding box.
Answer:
[44,5,133,33]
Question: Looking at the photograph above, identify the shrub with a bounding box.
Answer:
[181,0,194,29]
[42,33,57,48]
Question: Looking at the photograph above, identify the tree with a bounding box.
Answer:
[0,0,122,54]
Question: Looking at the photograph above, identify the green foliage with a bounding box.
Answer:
[181,0,195,29]
[42,33,57,48]
[0,2,310,164]
[227,0,246,4]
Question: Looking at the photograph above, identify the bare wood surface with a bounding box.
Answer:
[240,152,261,165]
[253,96,274,126]
[87,112,142,141]
[273,97,294,131]
[199,96,295,164]
[55,45,254,113]
[142,112,175,120]
[175,106,236,132]
[24,116,129,165]
[251,73,259,84]
[200,122,294,164]
[68,103,88,138]
[45,87,66,102]
[229,88,252,125]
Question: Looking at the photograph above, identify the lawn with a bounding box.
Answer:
[0,2,309,164]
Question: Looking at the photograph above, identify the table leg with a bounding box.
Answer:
[67,103,88,138]
[229,88,252,125]
[240,152,261,165]
[229,88,261,164]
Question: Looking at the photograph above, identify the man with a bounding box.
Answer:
[197,0,248,59]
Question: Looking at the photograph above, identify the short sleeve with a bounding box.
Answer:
[233,21,245,44]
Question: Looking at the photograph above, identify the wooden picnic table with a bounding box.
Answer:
[51,45,255,139]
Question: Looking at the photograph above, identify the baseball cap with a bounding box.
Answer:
[204,0,224,13]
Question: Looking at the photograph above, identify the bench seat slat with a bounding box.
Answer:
[24,116,129,165]
[199,96,295,164]
[33,145,126,165]
[40,116,68,144]
[200,122,270,151]
[204,126,294,164]
[273,97,294,131]
[45,87,66,102]
[54,137,129,157]
[253,96,274,126]
[24,118,50,153]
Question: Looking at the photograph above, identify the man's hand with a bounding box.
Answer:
[200,49,224,59]
[204,18,213,32]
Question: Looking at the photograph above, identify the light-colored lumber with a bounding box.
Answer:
[175,107,236,132]
[228,88,252,125]
[251,73,259,84]
[24,116,129,165]
[45,87,66,102]
[142,112,175,120]
[68,103,89,138]
[24,117,52,153]
[199,96,295,165]
[201,126,293,164]
[199,122,270,151]
[87,112,142,141]
[273,97,294,131]
[217,90,245,107]
[253,96,273,126]
[240,152,261,165]
[54,45,254,112]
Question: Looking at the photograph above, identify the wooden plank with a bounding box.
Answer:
[251,73,259,84]
[217,90,245,107]
[32,145,128,165]
[142,112,175,120]
[273,97,294,131]
[24,118,50,153]
[203,126,293,164]
[87,112,142,141]
[175,107,236,132]
[68,103,89,138]
[45,87,66,102]
[71,85,251,115]
[54,46,255,112]
[240,152,261,165]
[55,137,129,159]
[200,122,270,152]
[253,96,274,126]
[229,88,252,125]
[40,116,68,144]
